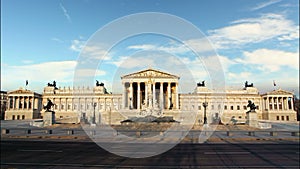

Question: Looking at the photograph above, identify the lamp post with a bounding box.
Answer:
[92,103,96,124]
[203,101,208,124]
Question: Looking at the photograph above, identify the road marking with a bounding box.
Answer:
[204,152,250,155]
[18,149,63,153]
[2,163,300,168]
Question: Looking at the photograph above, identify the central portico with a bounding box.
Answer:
[121,68,180,111]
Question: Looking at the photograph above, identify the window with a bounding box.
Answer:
[17,115,20,120]
[22,115,25,119]
[256,106,259,110]
[243,106,247,110]
[231,106,234,110]
[239,116,242,119]
[237,105,240,110]
[61,105,64,110]
[281,116,284,120]
[198,106,201,110]
[60,116,63,118]
[68,104,71,110]
[12,115,15,120]
[276,116,279,120]
[211,105,214,110]
[55,105,58,109]
[224,105,227,110]
[286,116,289,121]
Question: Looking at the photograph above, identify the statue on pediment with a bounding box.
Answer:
[47,81,58,89]
[197,81,205,87]
[245,81,254,88]
[96,80,104,86]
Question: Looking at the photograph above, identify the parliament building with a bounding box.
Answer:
[3,68,297,124]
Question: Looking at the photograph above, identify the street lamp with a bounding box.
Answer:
[92,103,97,124]
[203,101,208,124]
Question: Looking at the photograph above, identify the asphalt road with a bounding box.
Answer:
[1,140,299,168]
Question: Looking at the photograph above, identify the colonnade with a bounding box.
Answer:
[8,96,38,110]
[122,81,179,110]
[50,97,122,112]
[263,96,294,111]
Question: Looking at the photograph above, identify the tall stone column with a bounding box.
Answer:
[65,98,68,111]
[27,97,30,110]
[16,97,19,109]
[175,82,179,109]
[21,97,24,109]
[129,82,133,109]
[284,97,288,110]
[122,82,126,109]
[271,97,274,110]
[12,97,15,109]
[291,97,294,110]
[167,82,171,109]
[31,97,34,110]
[145,82,148,107]
[104,98,106,111]
[59,98,61,111]
[276,97,279,111]
[160,82,163,109]
[152,82,156,106]
[137,82,140,110]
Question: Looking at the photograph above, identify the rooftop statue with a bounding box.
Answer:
[47,81,58,89]
[197,80,205,87]
[245,81,254,88]
[96,80,104,87]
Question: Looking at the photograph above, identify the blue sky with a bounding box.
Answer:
[1,0,299,96]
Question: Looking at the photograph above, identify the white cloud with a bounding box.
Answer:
[127,43,190,54]
[184,38,216,53]
[238,48,299,72]
[250,0,282,11]
[59,3,72,23]
[81,45,111,60]
[228,72,252,80]
[208,13,299,49]
[70,39,86,52]
[76,69,106,77]
[127,44,156,50]
[111,56,156,69]
[51,37,64,43]
[2,61,77,91]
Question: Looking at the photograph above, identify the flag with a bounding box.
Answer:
[273,80,276,86]
[26,80,28,86]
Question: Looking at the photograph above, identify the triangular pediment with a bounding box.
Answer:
[9,89,34,94]
[263,89,294,96]
[121,68,179,79]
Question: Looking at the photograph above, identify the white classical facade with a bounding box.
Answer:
[261,89,296,121]
[121,68,180,110]
[5,88,42,120]
[4,68,298,124]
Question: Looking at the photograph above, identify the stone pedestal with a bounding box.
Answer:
[246,110,258,128]
[43,111,55,126]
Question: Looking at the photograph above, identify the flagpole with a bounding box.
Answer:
[25,80,28,90]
